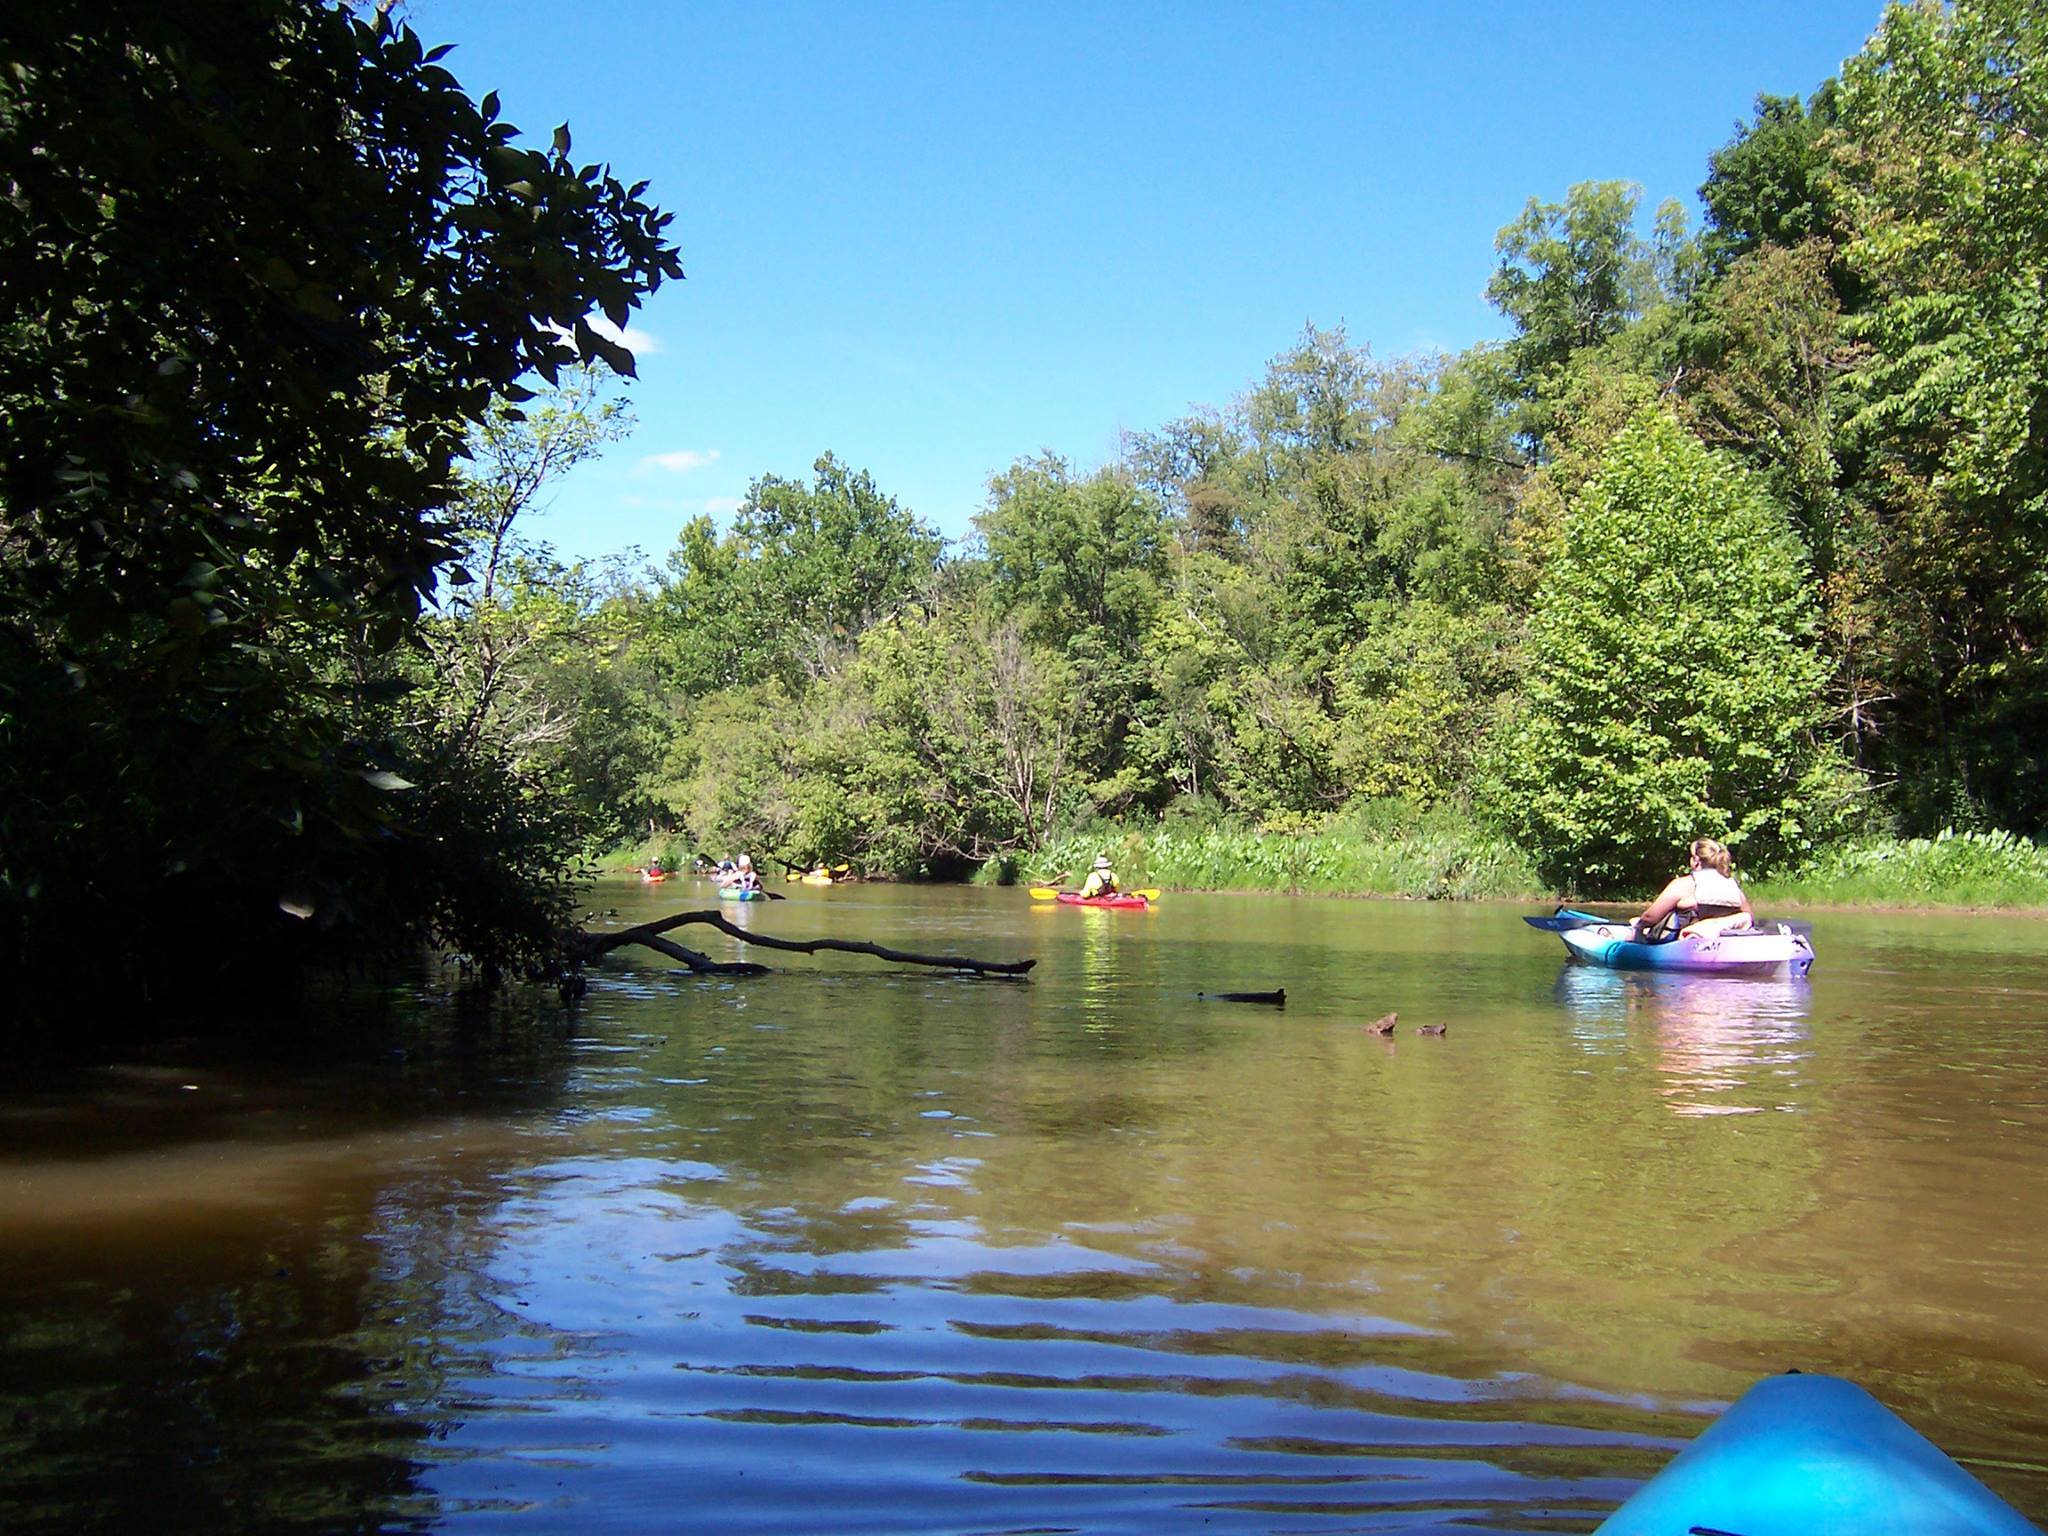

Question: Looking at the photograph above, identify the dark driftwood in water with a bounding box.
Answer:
[1197,989,1286,1007]
[574,909,1035,978]
[633,932,772,978]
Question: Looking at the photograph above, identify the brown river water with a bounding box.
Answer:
[3,881,2045,1533]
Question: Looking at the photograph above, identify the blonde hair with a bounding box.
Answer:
[1689,838,1732,876]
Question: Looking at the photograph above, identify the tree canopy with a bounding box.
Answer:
[1500,411,1849,887]
[0,1,680,1030]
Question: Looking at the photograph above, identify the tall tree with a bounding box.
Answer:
[1500,411,1850,889]
[651,455,942,694]
[1698,88,1842,277]
[1831,0,2048,827]
[0,1,680,1025]
[1486,180,1690,425]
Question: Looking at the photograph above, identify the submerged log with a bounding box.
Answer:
[1197,989,1286,1007]
[572,908,1035,980]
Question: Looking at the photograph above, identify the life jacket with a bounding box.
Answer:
[1684,866,1747,921]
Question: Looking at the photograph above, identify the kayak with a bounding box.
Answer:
[1055,891,1149,910]
[1559,921,1814,977]
[718,887,767,901]
[1596,1371,2039,1534]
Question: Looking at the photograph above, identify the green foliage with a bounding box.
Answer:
[1332,602,1519,805]
[1499,411,1853,890]
[1829,0,2048,831]
[1698,88,1842,276]
[650,454,943,694]
[1755,828,2048,909]
[1486,181,1693,452]
[0,0,679,1028]
[1031,801,1542,901]
[979,454,1168,639]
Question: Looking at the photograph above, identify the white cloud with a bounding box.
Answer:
[548,313,663,357]
[639,448,722,475]
[703,496,743,517]
[589,314,663,356]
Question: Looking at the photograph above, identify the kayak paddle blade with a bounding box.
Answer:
[1524,909,1611,932]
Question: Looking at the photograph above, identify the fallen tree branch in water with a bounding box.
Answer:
[572,908,1036,979]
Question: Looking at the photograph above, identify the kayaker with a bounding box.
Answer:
[1079,855,1120,899]
[731,854,761,892]
[1631,838,1753,941]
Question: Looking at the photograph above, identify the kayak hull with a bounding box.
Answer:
[1561,922,1814,977]
[1596,1372,2039,1535]
[1055,892,1150,910]
[718,887,766,902]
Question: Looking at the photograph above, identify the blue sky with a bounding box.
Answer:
[426,0,1886,566]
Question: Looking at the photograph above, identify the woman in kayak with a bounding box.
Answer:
[1631,838,1753,941]
[719,854,761,892]
[1079,855,1120,899]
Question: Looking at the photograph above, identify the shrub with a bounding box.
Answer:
[1497,410,1855,891]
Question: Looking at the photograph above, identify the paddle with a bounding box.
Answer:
[1522,907,1613,932]
[1029,886,1162,901]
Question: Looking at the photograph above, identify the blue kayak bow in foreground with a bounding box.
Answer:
[1597,1372,2041,1535]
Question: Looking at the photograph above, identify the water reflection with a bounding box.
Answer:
[1554,965,1813,1117]
[7,893,2048,1532]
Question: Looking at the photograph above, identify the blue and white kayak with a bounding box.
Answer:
[1559,921,1814,977]
[1597,1372,2040,1534]
[718,886,766,901]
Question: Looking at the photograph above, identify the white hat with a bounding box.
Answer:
[1092,855,1112,870]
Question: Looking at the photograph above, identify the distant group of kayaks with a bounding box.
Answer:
[630,856,857,900]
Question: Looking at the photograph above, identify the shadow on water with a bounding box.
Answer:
[0,977,583,1536]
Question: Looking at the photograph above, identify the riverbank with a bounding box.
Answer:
[1748,829,2048,912]
[1002,819,2048,911]
[612,818,2048,912]
[989,804,1546,902]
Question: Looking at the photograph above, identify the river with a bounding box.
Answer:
[3,881,2045,1533]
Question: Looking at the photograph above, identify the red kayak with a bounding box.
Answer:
[1055,891,1149,909]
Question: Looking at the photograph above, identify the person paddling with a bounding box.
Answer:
[1079,854,1120,899]
[1631,838,1753,941]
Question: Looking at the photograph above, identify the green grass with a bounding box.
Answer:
[1751,828,2048,910]
[592,836,696,875]
[1000,802,1546,901]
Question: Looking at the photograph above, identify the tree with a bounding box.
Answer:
[650,455,942,694]
[1829,0,2048,828]
[978,455,1168,641]
[437,369,635,762]
[0,1,681,1027]
[1698,88,1842,277]
[1332,602,1518,806]
[1486,181,1690,425]
[1499,411,1852,889]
